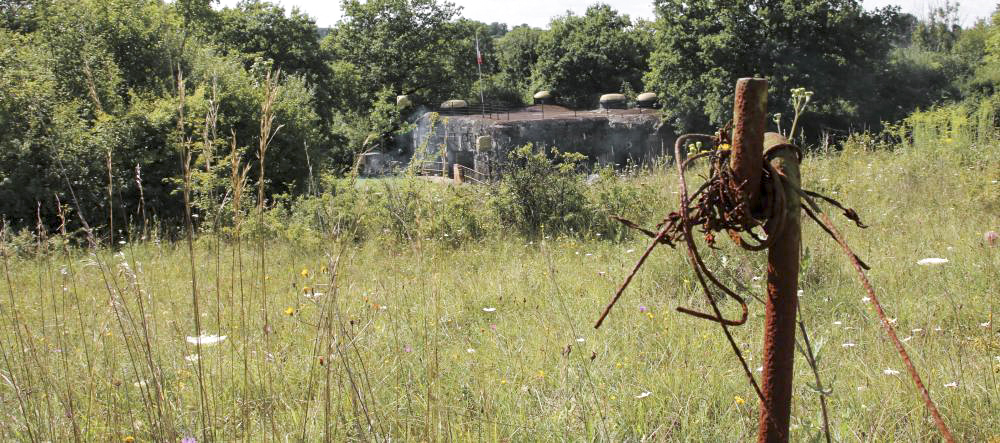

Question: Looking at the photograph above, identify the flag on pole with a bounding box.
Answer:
[476,34,483,66]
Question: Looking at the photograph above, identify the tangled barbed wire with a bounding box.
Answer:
[593,127,955,442]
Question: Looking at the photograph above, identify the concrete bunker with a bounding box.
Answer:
[402,103,675,180]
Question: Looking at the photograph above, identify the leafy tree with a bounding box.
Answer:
[175,0,216,35]
[912,1,962,52]
[494,24,543,101]
[1,0,47,32]
[967,6,1000,97]
[0,1,329,233]
[215,1,333,118]
[324,0,464,106]
[485,21,507,37]
[39,0,174,105]
[645,0,909,134]
[446,18,499,103]
[532,4,651,109]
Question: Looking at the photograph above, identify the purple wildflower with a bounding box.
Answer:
[639,305,647,313]
[986,230,998,246]
[181,437,197,443]
[404,344,412,353]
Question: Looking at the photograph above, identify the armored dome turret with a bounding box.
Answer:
[397,95,412,108]
[441,99,468,109]
[599,93,627,110]
[440,99,468,115]
[636,92,658,109]
[533,90,553,105]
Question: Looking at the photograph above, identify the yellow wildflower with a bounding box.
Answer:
[735,396,746,405]
[300,268,310,277]
[537,370,545,378]
[123,437,135,443]
[284,307,295,316]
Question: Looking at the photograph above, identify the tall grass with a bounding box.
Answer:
[0,104,997,441]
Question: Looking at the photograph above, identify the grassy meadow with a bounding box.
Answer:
[1,112,999,442]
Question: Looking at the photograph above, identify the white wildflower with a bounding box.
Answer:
[842,342,856,348]
[635,391,652,399]
[943,382,958,388]
[466,348,475,354]
[185,354,200,363]
[482,307,496,313]
[186,334,227,346]
[916,258,949,265]
[883,368,900,376]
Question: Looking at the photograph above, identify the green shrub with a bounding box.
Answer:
[586,165,649,241]
[494,145,590,237]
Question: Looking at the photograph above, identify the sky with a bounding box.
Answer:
[215,0,997,28]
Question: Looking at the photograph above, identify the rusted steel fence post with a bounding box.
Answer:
[731,78,768,217]
[731,78,802,442]
[759,132,801,443]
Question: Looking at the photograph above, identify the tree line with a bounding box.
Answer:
[1,0,998,235]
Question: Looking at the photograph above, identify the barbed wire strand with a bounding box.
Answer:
[794,186,955,442]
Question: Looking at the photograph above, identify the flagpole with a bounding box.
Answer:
[476,33,485,117]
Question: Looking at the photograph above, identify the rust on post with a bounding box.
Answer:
[731,78,769,218]
[758,132,801,443]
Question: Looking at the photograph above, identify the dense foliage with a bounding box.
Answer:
[1,0,999,237]
[530,4,651,109]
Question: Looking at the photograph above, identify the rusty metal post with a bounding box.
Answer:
[731,78,801,442]
[731,78,768,216]
[758,132,801,443]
